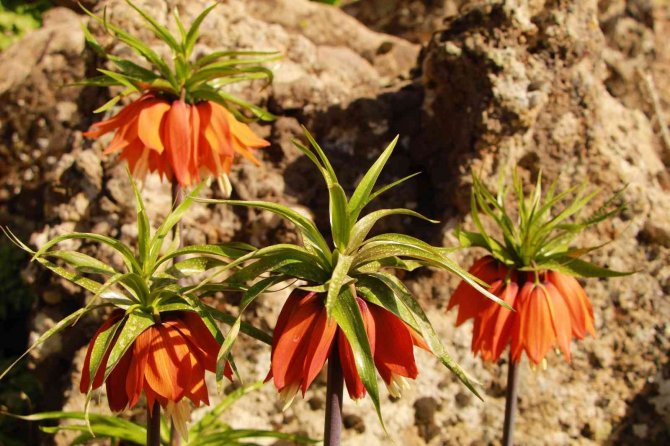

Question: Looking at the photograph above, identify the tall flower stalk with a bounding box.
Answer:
[449,171,629,445]
[197,129,506,444]
[0,178,265,444]
[77,3,276,443]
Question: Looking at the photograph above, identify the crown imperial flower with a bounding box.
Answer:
[449,172,627,364]
[79,1,277,187]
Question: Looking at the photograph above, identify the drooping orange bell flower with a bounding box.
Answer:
[448,255,597,365]
[268,291,426,405]
[83,94,270,187]
[80,310,231,417]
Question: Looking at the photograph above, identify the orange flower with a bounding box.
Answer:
[84,94,270,186]
[80,311,231,415]
[269,291,426,405]
[448,256,596,365]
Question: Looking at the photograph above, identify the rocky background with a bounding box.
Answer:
[0,0,669,445]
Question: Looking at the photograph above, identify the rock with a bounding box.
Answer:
[343,413,366,433]
[1,0,669,445]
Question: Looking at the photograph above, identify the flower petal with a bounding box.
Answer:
[271,293,321,391]
[163,100,193,186]
[368,303,418,384]
[137,100,170,153]
[300,306,338,395]
[338,298,375,400]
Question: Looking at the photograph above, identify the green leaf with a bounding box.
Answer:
[41,250,118,276]
[205,89,276,121]
[198,198,332,266]
[128,174,151,269]
[325,254,354,316]
[331,289,384,428]
[191,381,263,434]
[347,136,399,225]
[154,242,255,271]
[371,272,482,399]
[184,3,218,58]
[541,257,632,278]
[0,305,107,381]
[366,172,421,205]
[148,183,204,266]
[162,256,228,279]
[126,0,181,52]
[93,95,121,114]
[203,304,272,345]
[195,50,281,68]
[5,411,146,445]
[329,183,350,251]
[96,69,140,92]
[81,23,105,56]
[33,232,140,274]
[86,318,124,392]
[103,310,154,380]
[347,208,437,254]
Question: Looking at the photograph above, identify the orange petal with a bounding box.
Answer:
[448,256,504,325]
[474,281,518,362]
[144,324,191,402]
[106,347,132,412]
[163,100,193,186]
[224,107,270,149]
[545,282,573,361]
[521,283,555,365]
[271,293,321,391]
[83,94,153,138]
[368,303,417,384]
[300,306,338,395]
[548,271,595,338]
[204,102,234,157]
[170,311,220,372]
[137,100,170,153]
[79,310,124,393]
[126,326,153,408]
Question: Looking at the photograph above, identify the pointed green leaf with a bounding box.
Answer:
[371,272,482,399]
[325,254,353,315]
[331,289,384,428]
[347,136,399,224]
[347,208,437,254]
[0,305,107,381]
[103,310,154,379]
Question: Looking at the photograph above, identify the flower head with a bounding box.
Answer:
[80,310,231,438]
[80,1,277,187]
[84,94,269,187]
[449,171,625,364]
[203,129,494,422]
[268,291,426,406]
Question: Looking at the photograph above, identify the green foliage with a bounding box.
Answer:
[79,1,279,122]
[198,128,508,423]
[3,382,317,445]
[457,170,630,277]
[0,0,50,50]
[0,241,39,446]
[0,175,269,398]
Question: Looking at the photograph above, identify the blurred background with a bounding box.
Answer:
[0,1,669,445]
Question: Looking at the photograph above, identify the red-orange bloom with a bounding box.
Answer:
[84,94,270,186]
[80,310,230,413]
[269,291,426,404]
[448,256,596,365]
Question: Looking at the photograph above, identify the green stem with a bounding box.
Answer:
[169,179,185,446]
